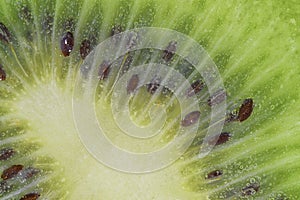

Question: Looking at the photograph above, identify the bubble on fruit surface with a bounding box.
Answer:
[73,27,226,173]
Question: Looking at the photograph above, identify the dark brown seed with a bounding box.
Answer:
[0,65,6,81]
[205,170,223,179]
[1,165,24,180]
[0,148,15,160]
[127,74,139,94]
[187,80,204,97]
[238,98,254,122]
[215,132,231,145]
[0,22,11,43]
[181,111,201,127]
[242,183,260,196]
[208,132,231,146]
[98,61,111,80]
[208,89,226,106]
[60,32,74,57]
[80,39,92,59]
[162,41,177,62]
[20,193,40,200]
[146,77,161,94]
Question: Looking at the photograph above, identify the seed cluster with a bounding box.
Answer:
[205,97,256,197]
[0,161,41,198]
[0,18,258,199]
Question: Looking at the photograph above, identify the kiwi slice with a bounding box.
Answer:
[0,0,299,199]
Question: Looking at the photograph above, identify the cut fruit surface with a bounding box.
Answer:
[0,0,299,199]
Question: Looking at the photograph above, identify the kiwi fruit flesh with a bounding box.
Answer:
[0,0,299,199]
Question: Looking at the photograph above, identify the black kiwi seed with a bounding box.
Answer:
[19,192,40,200]
[241,182,260,196]
[60,31,74,57]
[0,64,6,81]
[127,74,139,94]
[80,39,92,59]
[146,77,161,94]
[238,98,254,122]
[162,41,177,62]
[1,164,24,180]
[187,80,204,97]
[208,132,231,146]
[98,60,111,80]
[0,22,11,43]
[181,111,201,127]
[0,148,15,160]
[207,89,226,106]
[205,169,223,179]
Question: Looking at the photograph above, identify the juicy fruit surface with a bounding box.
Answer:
[0,0,299,199]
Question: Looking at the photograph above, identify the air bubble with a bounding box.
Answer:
[271,104,275,110]
[250,177,256,183]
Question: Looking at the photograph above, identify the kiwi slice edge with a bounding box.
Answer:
[0,0,299,199]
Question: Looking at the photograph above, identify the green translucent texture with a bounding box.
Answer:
[0,0,299,199]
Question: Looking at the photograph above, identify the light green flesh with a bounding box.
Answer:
[0,0,299,199]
